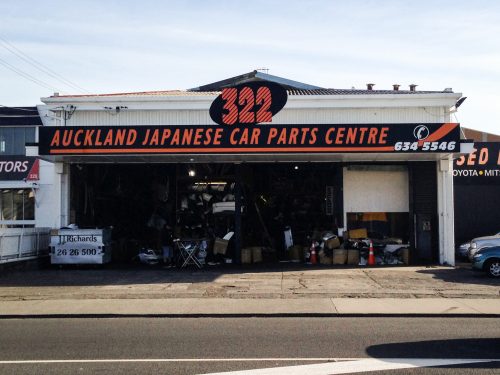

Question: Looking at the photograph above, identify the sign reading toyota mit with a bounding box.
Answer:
[38,123,461,155]
[454,142,500,184]
[0,156,39,181]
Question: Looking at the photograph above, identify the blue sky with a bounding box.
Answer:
[0,0,499,133]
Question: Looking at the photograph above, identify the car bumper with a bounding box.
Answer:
[471,258,486,271]
[468,249,478,261]
[457,244,470,258]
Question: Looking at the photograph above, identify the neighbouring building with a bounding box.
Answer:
[453,128,500,247]
[0,106,54,263]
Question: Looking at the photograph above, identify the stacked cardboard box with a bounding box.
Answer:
[319,250,333,265]
[288,245,303,262]
[347,249,360,265]
[332,249,347,265]
[241,247,263,264]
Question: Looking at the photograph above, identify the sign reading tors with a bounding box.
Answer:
[0,156,39,181]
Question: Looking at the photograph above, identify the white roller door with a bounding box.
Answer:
[343,167,409,214]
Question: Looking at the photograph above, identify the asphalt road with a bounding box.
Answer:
[0,317,498,374]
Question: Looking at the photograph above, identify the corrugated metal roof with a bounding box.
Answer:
[48,87,451,99]
[45,71,454,99]
[287,88,451,95]
[51,90,220,98]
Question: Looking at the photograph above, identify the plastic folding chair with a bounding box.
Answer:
[174,239,203,269]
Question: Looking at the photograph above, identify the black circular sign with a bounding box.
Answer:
[209,81,288,126]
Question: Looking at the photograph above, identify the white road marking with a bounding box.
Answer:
[0,357,496,375]
[0,357,353,364]
[200,358,498,375]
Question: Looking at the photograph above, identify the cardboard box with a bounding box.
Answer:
[320,255,333,265]
[325,237,341,249]
[252,247,263,263]
[347,249,360,265]
[319,250,333,265]
[289,245,303,262]
[332,249,347,265]
[348,228,368,239]
[241,248,252,264]
[213,238,229,255]
[402,248,410,265]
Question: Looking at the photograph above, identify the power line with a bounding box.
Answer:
[0,36,90,94]
[0,56,61,92]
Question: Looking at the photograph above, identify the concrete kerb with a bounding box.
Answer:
[1,298,500,318]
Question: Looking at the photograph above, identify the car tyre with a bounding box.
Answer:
[485,259,500,278]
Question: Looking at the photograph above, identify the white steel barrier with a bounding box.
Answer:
[0,228,51,263]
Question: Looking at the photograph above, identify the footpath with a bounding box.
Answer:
[0,263,499,317]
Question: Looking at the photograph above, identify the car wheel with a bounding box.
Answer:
[485,259,500,278]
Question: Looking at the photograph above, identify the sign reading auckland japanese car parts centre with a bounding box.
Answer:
[38,82,460,155]
[39,123,461,155]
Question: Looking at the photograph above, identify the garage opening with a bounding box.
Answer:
[69,163,343,265]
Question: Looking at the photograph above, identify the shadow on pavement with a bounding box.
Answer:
[416,266,500,286]
[366,338,500,362]
[1,260,497,289]
[0,262,344,287]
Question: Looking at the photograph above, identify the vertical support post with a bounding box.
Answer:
[437,156,455,266]
[36,230,40,256]
[54,162,70,228]
[234,164,242,264]
[408,163,416,265]
[18,229,24,258]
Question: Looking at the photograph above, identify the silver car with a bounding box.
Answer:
[468,233,500,261]
[456,241,471,259]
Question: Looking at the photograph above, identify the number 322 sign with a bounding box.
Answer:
[209,81,288,126]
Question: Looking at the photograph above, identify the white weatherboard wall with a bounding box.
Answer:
[50,105,447,127]
[343,168,409,214]
[35,160,59,228]
[39,91,458,127]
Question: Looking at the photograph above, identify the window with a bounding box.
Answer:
[0,189,35,222]
[0,127,36,155]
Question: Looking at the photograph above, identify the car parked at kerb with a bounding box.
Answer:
[467,232,500,261]
[456,232,500,260]
[471,246,500,277]
[456,241,471,259]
